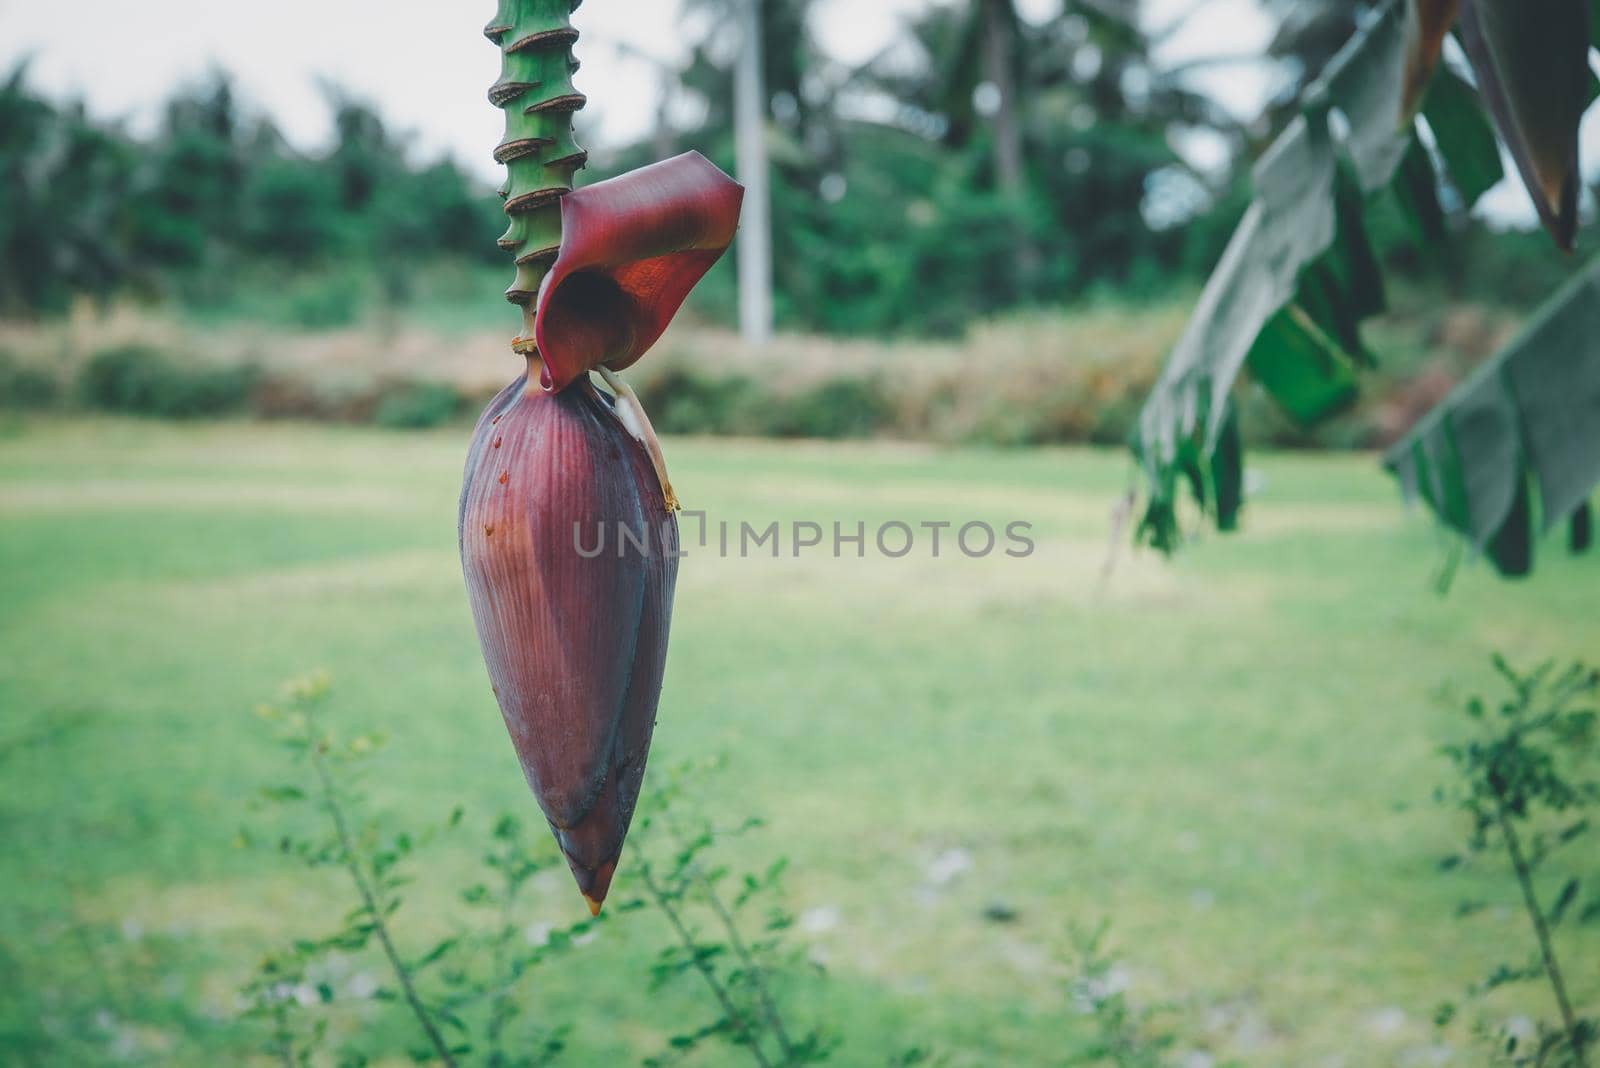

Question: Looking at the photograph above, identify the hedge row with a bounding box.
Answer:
[0,345,467,430]
[0,308,1491,450]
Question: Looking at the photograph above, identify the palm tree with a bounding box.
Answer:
[676,0,822,343]
[858,1,1240,298]
[980,0,1025,195]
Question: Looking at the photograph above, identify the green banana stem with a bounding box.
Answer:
[485,0,586,342]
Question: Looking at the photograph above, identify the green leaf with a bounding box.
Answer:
[1298,166,1387,364]
[1486,465,1534,577]
[1312,0,1412,191]
[415,937,459,970]
[1400,427,1471,536]
[1138,0,1598,567]
[1550,877,1580,926]
[1134,2,1411,544]
[1134,116,1338,527]
[1387,256,1600,574]
[1420,64,1505,207]
[1381,133,1448,245]
[1244,306,1360,425]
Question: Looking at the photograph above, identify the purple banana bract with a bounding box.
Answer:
[461,152,742,913]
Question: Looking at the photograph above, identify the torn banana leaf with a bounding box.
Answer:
[1133,1,1394,538]
[1386,255,1600,575]
[1135,395,1243,551]
[1133,0,1509,548]
[1419,64,1504,207]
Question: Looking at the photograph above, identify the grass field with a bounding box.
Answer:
[1,415,1596,1067]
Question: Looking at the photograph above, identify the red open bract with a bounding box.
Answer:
[533,151,745,393]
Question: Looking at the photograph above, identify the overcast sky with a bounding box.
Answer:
[0,0,1569,224]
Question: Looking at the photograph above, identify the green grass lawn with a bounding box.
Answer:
[1,416,1595,1067]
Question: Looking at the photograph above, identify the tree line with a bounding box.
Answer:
[0,66,503,320]
[0,0,1406,336]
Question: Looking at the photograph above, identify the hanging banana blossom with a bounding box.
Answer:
[460,0,743,915]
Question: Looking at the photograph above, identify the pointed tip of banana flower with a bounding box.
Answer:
[573,858,618,916]
[534,151,744,394]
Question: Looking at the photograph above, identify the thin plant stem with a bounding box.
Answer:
[272,1002,295,1068]
[639,860,774,1068]
[693,870,794,1060]
[1494,802,1589,1067]
[487,834,536,1066]
[1099,488,1137,588]
[488,844,514,1058]
[308,742,459,1068]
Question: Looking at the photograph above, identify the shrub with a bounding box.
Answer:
[182,264,377,331]
[642,370,891,440]
[0,351,60,410]
[246,678,835,1067]
[643,367,765,436]
[371,380,462,429]
[1434,657,1599,1067]
[78,345,258,418]
[769,378,890,440]
[281,270,369,330]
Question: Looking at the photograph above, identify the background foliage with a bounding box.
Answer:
[5,0,1574,340]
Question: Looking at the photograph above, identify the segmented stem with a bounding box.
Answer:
[486,0,587,335]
